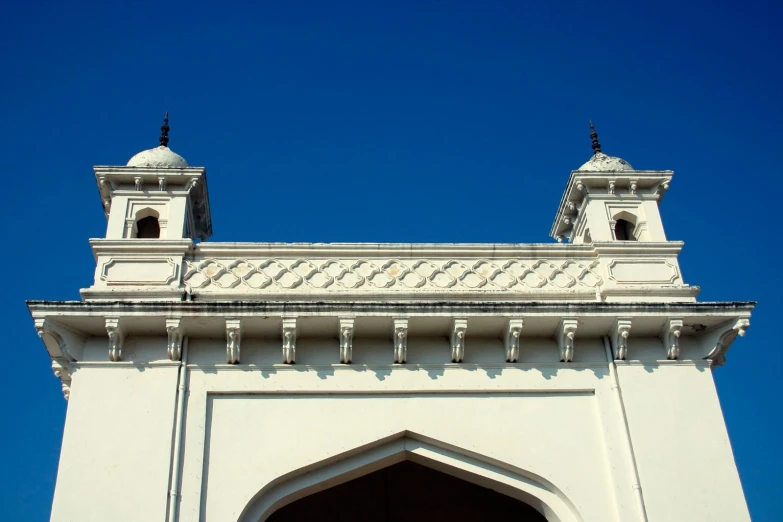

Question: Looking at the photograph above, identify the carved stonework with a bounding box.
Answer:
[339,318,354,364]
[558,318,578,362]
[505,318,524,363]
[451,318,467,363]
[105,318,124,362]
[225,319,241,364]
[282,317,297,364]
[608,180,616,195]
[656,180,671,199]
[158,176,166,191]
[52,359,72,400]
[35,318,83,362]
[706,319,750,367]
[183,257,603,293]
[134,176,142,191]
[612,318,632,360]
[663,318,683,360]
[166,318,183,361]
[393,318,408,364]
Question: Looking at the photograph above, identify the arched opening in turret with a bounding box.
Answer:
[136,215,160,239]
[614,219,636,241]
[266,460,547,522]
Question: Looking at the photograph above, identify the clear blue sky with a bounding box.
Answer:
[1,0,780,520]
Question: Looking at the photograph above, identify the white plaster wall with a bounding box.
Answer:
[51,335,749,522]
[177,363,623,522]
[619,362,751,521]
[51,365,179,522]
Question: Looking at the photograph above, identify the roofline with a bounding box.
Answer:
[27,299,757,316]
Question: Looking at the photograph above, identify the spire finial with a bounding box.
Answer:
[159,111,170,148]
[589,120,601,155]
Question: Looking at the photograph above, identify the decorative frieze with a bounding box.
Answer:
[504,318,524,363]
[225,318,241,364]
[339,318,354,364]
[663,318,683,360]
[105,318,124,362]
[166,318,183,361]
[558,318,578,362]
[282,317,297,364]
[183,257,603,293]
[612,318,632,360]
[393,318,408,364]
[451,318,467,363]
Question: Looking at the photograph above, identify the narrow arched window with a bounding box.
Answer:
[614,219,636,241]
[136,216,160,238]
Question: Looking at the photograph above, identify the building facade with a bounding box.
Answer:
[29,120,754,521]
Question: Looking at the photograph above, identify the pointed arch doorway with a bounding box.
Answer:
[267,460,547,522]
[237,433,581,522]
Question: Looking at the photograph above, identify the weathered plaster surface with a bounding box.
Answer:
[28,147,754,522]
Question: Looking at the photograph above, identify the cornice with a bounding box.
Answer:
[190,241,683,259]
[193,242,596,259]
[93,166,207,175]
[27,299,756,318]
[90,238,193,255]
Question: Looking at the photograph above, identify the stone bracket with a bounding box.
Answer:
[705,318,750,367]
[451,318,468,363]
[166,317,183,361]
[282,317,297,364]
[612,318,633,360]
[226,318,241,364]
[105,317,124,362]
[505,318,524,363]
[558,318,578,362]
[339,317,354,364]
[34,318,84,362]
[662,318,683,360]
[393,317,408,364]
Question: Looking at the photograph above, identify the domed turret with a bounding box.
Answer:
[578,152,633,171]
[127,146,189,168]
[126,112,189,168]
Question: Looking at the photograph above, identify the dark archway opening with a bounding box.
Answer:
[136,216,160,238]
[267,461,547,522]
[614,219,636,241]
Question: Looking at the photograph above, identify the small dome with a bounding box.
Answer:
[127,146,188,168]
[578,152,633,171]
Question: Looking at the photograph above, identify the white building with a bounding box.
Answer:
[29,118,754,522]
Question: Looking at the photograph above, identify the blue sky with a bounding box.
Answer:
[1,0,781,519]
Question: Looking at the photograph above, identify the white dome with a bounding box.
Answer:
[578,152,633,171]
[127,146,188,168]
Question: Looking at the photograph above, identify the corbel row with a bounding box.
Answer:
[87,315,750,365]
[131,175,201,192]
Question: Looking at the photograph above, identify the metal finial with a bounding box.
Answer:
[159,112,170,147]
[589,120,601,155]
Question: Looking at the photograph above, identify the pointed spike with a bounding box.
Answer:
[589,120,601,155]
[159,112,170,147]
